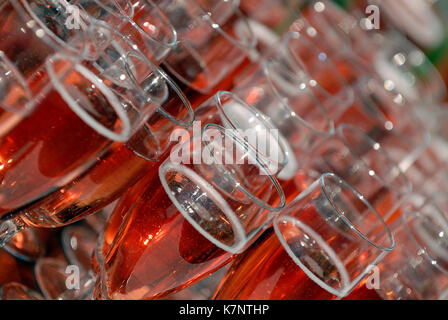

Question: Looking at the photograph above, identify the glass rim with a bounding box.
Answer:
[263,59,335,138]
[274,213,351,297]
[46,53,132,142]
[0,51,34,116]
[212,90,289,168]
[402,210,448,275]
[337,123,413,196]
[159,160,247,254]
[430,191,448,227]
[380,30,447,104]
[89,0,135,19]
[320,173,395,252]
[202,123,286,212]
[123,51,195,127]
[190,0,257,51]
[282,30,355,109]
[12,0,88,54]
[127,0,178,50]
[87,20,193,126]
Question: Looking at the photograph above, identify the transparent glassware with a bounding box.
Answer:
[290,0,446,106]
[299,123,412,223]
[193,90,290,177]
[78,0,178,63]
[0,282,44,300]
[213,173,394,299]
[0,0,90,135]
[373,31,447,106]
[61,224,98,273]
[272,31,355,118]
[335,75,431,171]
[88,124,286,300]
[0,0,177,140]
[0,51,141,222]
[375,207,448,300]
[232,58,335,184]
[68,0,135,26]
[2,228,44,262]
[35,257,72,300]
[158,0,257,93]
[239,0,302,31]
[292,0,378,67]
[0,35,194,248]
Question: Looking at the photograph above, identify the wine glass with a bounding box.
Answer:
[233,58,335,183]
[368,0,445,50]
[193,90,290,177]
[0,37,194,248]
[0,0,91,136]
[85,123,285,300]
[274,30,355,118]
[299,123,412,223]
[293,0,447,106]
[213,172,394,299]
[78,0,178,63]
[158,0,257,94]
[374,205,448,300]
[335,75,431,171]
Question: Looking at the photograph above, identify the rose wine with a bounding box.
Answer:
[213,228,338,300]
[0,249,21,286]
[214,202,390,300]
[0,80,119,218]
[342,284,383,300]
[93,167,241,300]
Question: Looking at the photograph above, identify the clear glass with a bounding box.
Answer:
[373,31,447,106]
[69,0,177,63]
[275,31,355,118]
[213,173,394,299]
[158,0,257,93]
[233,58,335,181]
[368,0,445,49]
[92,123,285,299]
[0,0,89,131]
[194,90,290,176]
[300,123,411,223]
[35,257,74,300]
[0,39,194,247]
[335,75,431,171]
[375,207,448,300]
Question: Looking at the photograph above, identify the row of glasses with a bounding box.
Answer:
[0,0,191,257]
[54,123,287,300]
[0,0,444,296]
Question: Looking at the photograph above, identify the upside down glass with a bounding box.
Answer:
[374,207,448,300]
[298,123,411,223]
[90,124,285,300]
[0,35,194,248]
[213,173,394,299]
[158,0,257,94]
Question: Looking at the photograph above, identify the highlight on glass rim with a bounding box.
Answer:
[1,0,448,309]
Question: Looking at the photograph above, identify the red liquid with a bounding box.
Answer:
[213,228,337,300]
[0,249,21,287]
[95,172,233,300]
[0,81,117,217]
[343,284,383,300]
[214,204,387,300]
